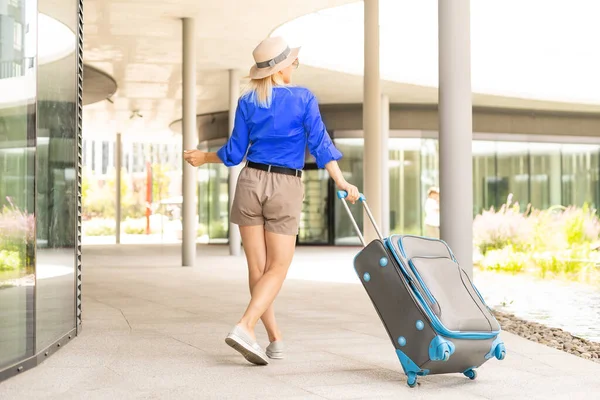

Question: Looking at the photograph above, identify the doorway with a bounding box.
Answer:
[297,163,335,245]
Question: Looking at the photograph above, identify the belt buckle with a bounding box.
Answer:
[267,165,272,173]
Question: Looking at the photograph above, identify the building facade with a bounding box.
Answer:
[186,108,600,247]
[0,0,82,381]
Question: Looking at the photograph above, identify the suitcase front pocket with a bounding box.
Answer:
[410,256,495,333]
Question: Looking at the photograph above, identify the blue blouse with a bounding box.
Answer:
[216,86,342,170]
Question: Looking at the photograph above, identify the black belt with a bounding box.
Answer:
[246,161,302,177]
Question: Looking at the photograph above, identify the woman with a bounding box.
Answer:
[183,36,360,366]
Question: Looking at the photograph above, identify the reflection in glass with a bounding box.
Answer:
[198,145,229,243]
[333,138,364,245]
[35,0,77,349]
[561,144,600,209]
[0,0,36,369]
[496,142,530,210]
[473,141,497,214]
[529,143,561,209]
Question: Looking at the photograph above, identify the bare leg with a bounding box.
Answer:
[238,231,296,337]
[239,226,282,342]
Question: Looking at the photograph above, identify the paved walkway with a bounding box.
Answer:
[1,244,599,399]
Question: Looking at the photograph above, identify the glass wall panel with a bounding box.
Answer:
[421,138,438,234]
[529,143,561,209]
[0,0,36,369]
[496,142,530,210]
[389,139,421,235]
[35,0,78,349]
[333,138,364,245]
[472,141,497,214]
[197,144,229,243]
[562,144,600,209]
[299,168,330,244]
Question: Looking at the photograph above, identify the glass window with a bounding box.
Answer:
[333,138,364,245]
[472,141,497,214]
[495,142,530,210]
[101,141,109,174]
[197,144,229,243]
[14,22,23,51]
[529,143,562,209]
[0,0,36,370]
[561,144,600,209]
[389,139,422,235]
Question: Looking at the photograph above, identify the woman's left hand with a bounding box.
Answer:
[183,150,207,167]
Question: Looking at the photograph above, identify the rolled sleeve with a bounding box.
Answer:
[304,93,343,168]
[216,99,250,167]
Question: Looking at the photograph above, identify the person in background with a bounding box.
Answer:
[424,187,440,238]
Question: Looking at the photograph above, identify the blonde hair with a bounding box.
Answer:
[242,73,286,108]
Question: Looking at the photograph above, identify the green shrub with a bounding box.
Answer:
[479,246,528,274]
[122,218,149,235]
[209,221,228,239]
[473,196,533,255]
[83,219,116,236]
[0,250,22,271]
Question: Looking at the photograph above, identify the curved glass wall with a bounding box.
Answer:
[35,0,78,351]
[0,0,37,371]
[1,0,80,381]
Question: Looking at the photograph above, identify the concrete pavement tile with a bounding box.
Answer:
[353,393,488,400]
[460,373,600,399]
[260,357,373,376]
[307,380,445,399]
[0,367,103,395]
[271,368,399,387]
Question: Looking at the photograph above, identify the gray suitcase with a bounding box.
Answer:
[338,190,506,388]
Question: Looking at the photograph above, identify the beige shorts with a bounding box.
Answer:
[230,166,304,236]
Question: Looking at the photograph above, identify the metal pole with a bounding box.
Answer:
[438,0,474,277]
[228,69,242,256]
[363,0,382,243]
[381,94,390,237]
[182,18,197,267]
[115,133,122,244]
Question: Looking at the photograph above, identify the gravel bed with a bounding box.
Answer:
[493,310,600,363]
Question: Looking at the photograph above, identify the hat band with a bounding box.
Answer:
[256,46,291,69]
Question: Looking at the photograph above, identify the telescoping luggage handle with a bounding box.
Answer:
[337,190,383,247]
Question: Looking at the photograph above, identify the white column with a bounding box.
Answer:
[438,0,474,277]
[381,94,390,237]
[182,18,197,267]
[115,133,122,244]
[363,0,382,242]
[228,69,242,256]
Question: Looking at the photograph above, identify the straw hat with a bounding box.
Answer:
[249,37,300,80]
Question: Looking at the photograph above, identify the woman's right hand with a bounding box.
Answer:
[339,181,360,204]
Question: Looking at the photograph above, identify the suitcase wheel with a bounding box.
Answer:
[441,350,451,361]
[407,372,418,388]
[429,336,456,362]
[494,343,506,360]
[463,369,477,380]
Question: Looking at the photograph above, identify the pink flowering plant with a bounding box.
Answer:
[473,194,600,281]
